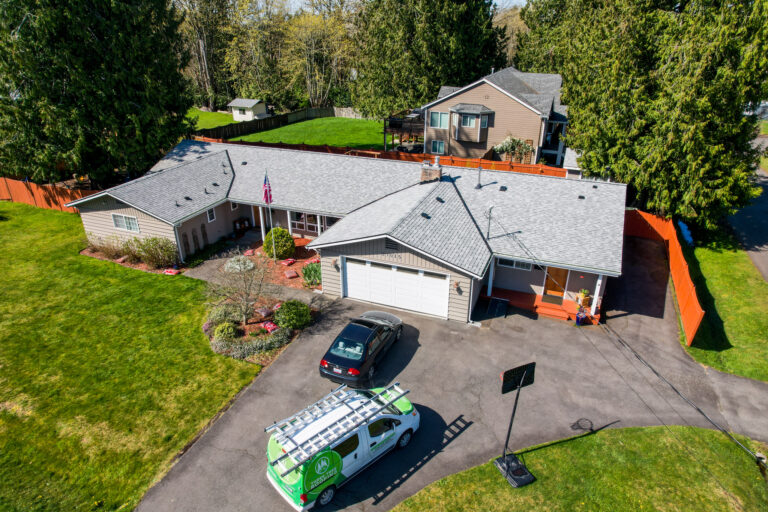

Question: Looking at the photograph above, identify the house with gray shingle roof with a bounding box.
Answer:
[422,66,571,166]
[68,140,626,323]
[227,98,268,121]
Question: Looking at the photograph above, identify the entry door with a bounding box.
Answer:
[364,418,397,459]
[544,267,569,297]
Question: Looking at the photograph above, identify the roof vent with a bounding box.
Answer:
[592,184,598,189]
[421,212,431,219]
[175,201,180,207]
[436,196,445,203]
[184,196,192,201]
[499,186,507,191]
[212,182,219,187]
[204,187,210,194]
[241,161,247,165]
[578,195,585,200]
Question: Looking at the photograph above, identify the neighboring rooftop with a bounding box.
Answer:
[227,98,261,108]
[563,147,581,171]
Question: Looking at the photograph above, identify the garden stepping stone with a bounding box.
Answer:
[281,258,296,266]
[284,270,299,279]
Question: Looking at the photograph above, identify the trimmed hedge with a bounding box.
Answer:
[263,228,295,259]
[210,328,294,360]
[274,300,312,329]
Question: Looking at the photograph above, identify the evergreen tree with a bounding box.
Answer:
[517,0,768,227]
[352,0,507,118]
[0,0,193,185]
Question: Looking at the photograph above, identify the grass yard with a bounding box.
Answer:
[394,426,768,512]
[187,107,233,130]
[0,202,259,511]
[761,120,767,135]
[681,229,768,382]
[229,117,392,150]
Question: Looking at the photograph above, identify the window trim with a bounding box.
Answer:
[111,213,140,233]
[497,258,532,271]
[461,114,476,128]
[230,202,238,211]
[431,140,445,155]
[238,108,245,115]
[206,208,216,223]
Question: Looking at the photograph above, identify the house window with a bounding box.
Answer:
[497,258,532,271]
[206,208,216,223]
[231,202,238,210]
[461,114,476,128]
[112,213,140,233]
[481,115,488,128]
[431,140,445,155]
[238,108,245,115]
[429,112,449,129]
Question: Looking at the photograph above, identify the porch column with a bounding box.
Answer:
[317,215,322,235]
[591,274,604,316]
[259,207,266,241]
[286,209,293,236]
[250,205,256,230]
[486,257,495,296]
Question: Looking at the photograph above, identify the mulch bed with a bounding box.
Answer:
[80,247,167,274]
[246,240,322,291]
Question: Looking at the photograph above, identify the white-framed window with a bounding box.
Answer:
[230,202,238,211]
[206,208,216,222]
[431,140,445,155]
[497,258,532,271]
[461,114,476,128]
[238,108,245,115]
[112,213,140,233]
[481,115,488,128]
[429,112,449,129]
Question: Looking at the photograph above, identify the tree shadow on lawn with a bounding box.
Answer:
[324,408,473,510]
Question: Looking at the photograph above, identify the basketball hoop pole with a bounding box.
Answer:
[500,369,526,472]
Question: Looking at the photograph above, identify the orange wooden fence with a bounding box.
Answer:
[192,136,568,178]
[624,209,705,345]
[0,177,97,213]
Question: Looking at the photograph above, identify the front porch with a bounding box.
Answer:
[480,288,600,324]
[255,205,339,240]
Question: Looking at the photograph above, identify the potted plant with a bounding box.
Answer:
[578,289,590,308]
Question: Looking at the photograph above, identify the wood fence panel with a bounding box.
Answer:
[624,209,705,345]
[0,177,97,213]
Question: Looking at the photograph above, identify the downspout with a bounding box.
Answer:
[174,224,185,263]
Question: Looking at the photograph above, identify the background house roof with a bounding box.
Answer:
[437,86,461,98]
[227,98,261,108]
[449,103,494,114]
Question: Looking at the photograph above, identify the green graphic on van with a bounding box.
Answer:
[370,432,395,452]
[304,450,342,492]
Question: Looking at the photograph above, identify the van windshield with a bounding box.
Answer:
[328,337,365,361]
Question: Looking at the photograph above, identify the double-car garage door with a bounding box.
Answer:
[343,258,450,318]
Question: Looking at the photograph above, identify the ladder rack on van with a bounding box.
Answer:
[265,382,410,477]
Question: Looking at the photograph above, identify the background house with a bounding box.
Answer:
[227,98,268,121]
[422,66,569,166]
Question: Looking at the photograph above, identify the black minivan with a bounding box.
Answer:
[319,311,403,387]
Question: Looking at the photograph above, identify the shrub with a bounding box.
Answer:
[213,322,238,342]
[206,304,241,328]
[274,300,312,329]
[224,255,254,273]
[263,228,295,259]
[121,238,142,263]
[89,234,124,259]
[134,236,178,268]
[210,328,294,360]
[302,262,321,287]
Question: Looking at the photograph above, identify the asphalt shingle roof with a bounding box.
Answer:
[449,103,494,114]
[437,86,461,98]
[227,98,261,108]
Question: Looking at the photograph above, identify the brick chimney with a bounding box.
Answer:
[420,157,442,183]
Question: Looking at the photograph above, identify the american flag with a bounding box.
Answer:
[263,173,273,205]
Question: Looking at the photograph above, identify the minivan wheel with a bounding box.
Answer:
[316,485,336,507]
[397,429,413,449]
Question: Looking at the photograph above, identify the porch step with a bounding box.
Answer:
[534,302,571,321]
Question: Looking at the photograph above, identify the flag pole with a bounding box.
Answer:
[265,170,277,260]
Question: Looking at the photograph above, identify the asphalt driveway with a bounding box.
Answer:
[138,237,768,512]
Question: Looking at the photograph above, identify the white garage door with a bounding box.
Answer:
[343,258,449,318]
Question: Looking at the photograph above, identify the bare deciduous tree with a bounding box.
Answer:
[206,251,271,325]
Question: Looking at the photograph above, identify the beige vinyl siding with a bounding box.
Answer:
[177,201,239,258]
[318,238,474,322]
[425,82,544,159]
[79,195,176,245]
[491,261,547,295]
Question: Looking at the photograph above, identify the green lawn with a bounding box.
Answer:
[230,117,392,150]
[0,202,259,511]
[681,228,768,382]
[394,426,768,512]
[187,107,234,130]
[760,120,767,135]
